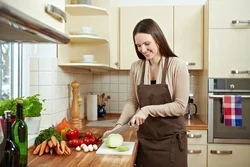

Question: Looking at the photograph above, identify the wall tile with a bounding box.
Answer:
[29,86,39,95]
[109,93,118,102]
[94,74,102,83]
[30,72,38,85]
[119,93,127,102]
[102,74,110,83]
[93,83,101,93]
[110,71,119,83]
[39,86,53,100]
[119,71,129,83]
[43,100,52,115]
[39,57,53,71]
[30,57,39,71]
[101,84,110,92]
[109,102,119,112]
[119,84,128,93]
[39,72,53,85]
[110,84,118,93]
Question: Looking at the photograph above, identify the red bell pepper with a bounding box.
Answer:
[66,128,79,140]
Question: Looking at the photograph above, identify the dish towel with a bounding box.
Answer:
[223,95,242,126]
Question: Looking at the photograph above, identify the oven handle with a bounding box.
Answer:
[209,95,250,99]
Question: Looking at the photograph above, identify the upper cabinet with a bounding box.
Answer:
[207,0,250,78]
[57,0,120,70]
[0,0,66,34]
[174,6,204,70]
[120,6,173,70]
[119,5,204,70]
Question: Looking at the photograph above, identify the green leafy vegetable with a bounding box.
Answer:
[116,145,131,152]
[104,134,124,148]
[34,126,62,146]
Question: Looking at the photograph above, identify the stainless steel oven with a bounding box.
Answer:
[208,78,250,144]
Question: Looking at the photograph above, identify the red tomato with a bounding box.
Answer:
[72,139,80,147]
[86,131,93,138]
[79,139,85,145]
[68,140,74,147]
[83,138,90,146]
[94,136,100,142]
[89,137,96,144]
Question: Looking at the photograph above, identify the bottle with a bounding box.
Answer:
[12,100,28,167]
[0,111,20,167]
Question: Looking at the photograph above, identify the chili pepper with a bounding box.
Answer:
[66,128,79,140]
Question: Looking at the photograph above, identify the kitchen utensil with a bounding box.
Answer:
[96,142,135,155]
[100,123,138,140]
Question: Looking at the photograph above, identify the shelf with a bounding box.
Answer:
[65,4,109,16]
[58,63,117,71]
[69,35,108,43]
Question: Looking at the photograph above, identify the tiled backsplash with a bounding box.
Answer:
[29,45,200,129]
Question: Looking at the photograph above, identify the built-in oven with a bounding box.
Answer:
[208,78,250,144]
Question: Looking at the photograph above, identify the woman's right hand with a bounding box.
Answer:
[102,124,123,140]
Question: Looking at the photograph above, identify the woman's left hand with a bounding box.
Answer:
[130,110,147,127]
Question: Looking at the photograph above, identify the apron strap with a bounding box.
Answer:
[140,57,169,85]
[161,57,169,84]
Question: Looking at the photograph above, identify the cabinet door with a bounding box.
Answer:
[209,29,250,78]
[208,144,250,167]
[188,145,207,167]
[120,6,173,70]
[1,0,65,33]
[209,0,250,29]
[174,6,204,70]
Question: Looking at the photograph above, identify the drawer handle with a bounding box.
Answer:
[188,150,202,154]
[45,4,67,23]
[232,20,250,24]
[210,150,233,155]
[187,134,202,138]
[231,70,250,74]
[186,62,196,66]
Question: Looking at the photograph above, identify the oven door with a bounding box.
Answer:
[208,93,250,144]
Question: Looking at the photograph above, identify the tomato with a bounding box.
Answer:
[83,138,90,146]
[79,139,85,145]
[94,136,100,142]
[86,131,93,138]
[68,140,74,147]
[89,137,96,144]
[72,139,80,147]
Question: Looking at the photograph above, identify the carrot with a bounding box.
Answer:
[60,140,66,153]
[51,136,57,147]
[33,144,42,155]
[45,145,50,153]
[39,140,47,156]
[48,140,53,148]
[54,146,62,155]
[50,148,53,155]
[65,145,71,155]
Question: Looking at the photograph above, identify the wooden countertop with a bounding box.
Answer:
[27,114,207,167]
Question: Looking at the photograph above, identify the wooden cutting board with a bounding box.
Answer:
[96,142,135,155]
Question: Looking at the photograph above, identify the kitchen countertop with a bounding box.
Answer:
[27,114,207,167]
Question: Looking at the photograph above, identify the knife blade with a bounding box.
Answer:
[100,123,137,140]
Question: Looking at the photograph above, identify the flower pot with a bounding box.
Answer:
[24,116,41,135]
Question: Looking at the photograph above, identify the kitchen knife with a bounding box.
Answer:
[100,123,138,140]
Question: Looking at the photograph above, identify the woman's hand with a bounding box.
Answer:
[130,110,147,127]
[102,124,122,140]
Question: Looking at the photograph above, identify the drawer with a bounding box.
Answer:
[209,0,250,29]
[187,130,207,145]
[188,145,207,167]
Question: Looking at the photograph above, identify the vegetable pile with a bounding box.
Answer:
[33,126,71,156]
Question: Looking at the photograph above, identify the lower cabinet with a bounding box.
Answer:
[188,145,207,167]
[187,130,207,167]
[208,144,250,167]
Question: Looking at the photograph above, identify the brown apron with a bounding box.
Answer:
[136,58,187,167]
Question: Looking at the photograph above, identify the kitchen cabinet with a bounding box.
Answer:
[187,130,207,167]
[57,0,120,70]
[0,0,65,34]
[207,0,250,78]
[119,6,173,70]
[119,5,204,70]
[174,6,204,70]
[208,144,250,167]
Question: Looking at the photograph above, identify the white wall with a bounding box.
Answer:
[119,0,206,6]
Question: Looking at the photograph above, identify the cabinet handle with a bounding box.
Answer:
[232,20,250,24]
[187,134,202,138]
[210,150,233,155]
[45,4,67,23]
[186,62,196,66]
[231,70,250,74]
[188,150,202,154]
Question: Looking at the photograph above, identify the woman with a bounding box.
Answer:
[105,18,189,167]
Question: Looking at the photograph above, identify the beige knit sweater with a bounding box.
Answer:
[117,56,190,125]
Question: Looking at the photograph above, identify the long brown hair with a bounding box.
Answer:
[133,18,177,60]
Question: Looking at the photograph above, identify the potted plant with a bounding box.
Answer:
[0,94,45,134]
